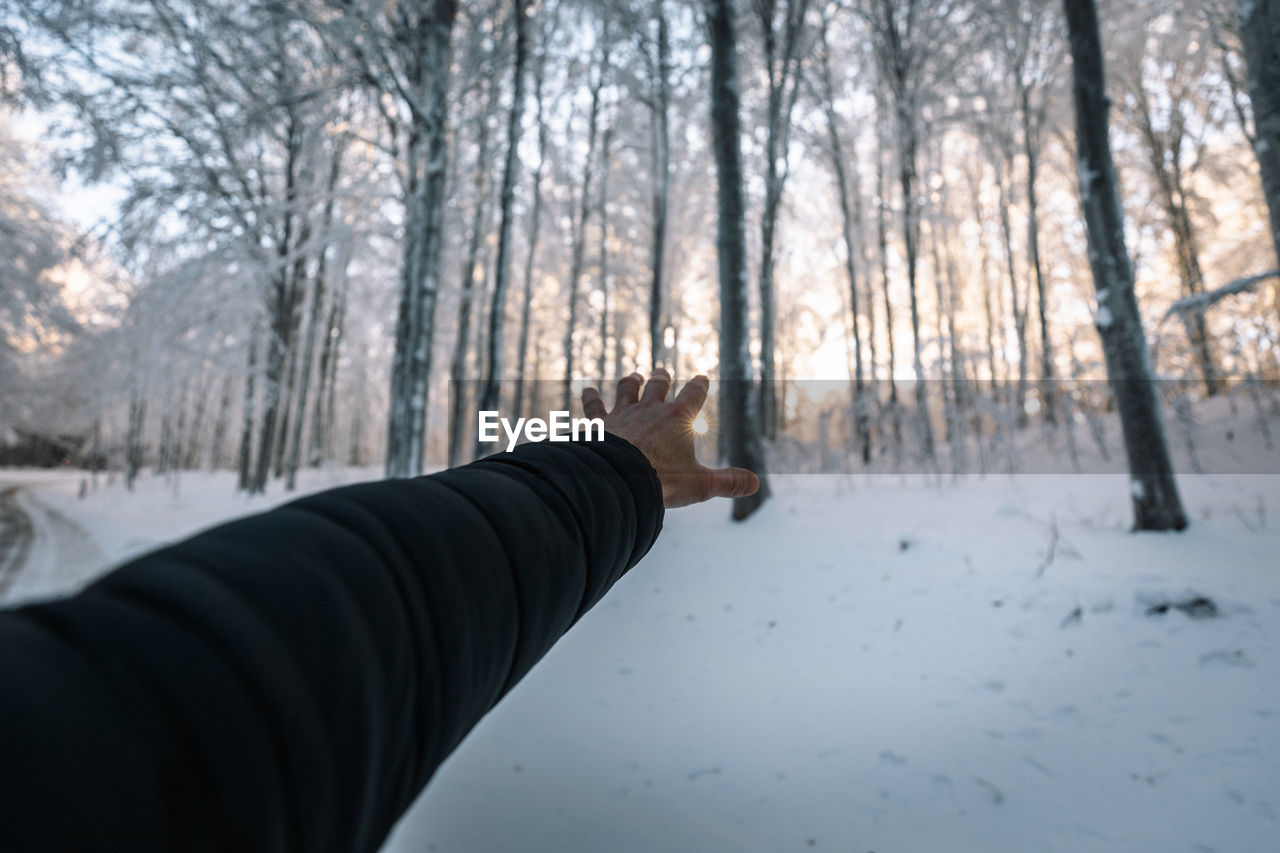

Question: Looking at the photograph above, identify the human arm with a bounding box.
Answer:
[0,432,662,853]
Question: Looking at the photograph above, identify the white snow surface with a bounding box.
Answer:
[2,462,1278,852]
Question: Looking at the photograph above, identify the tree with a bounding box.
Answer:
[1238,0,1280,272]
[363,0,461,478]
[751,0,812,440]
[864,0,967,458]
[561,14,611,410]
[1063,0,1187,531]
[1118,22,1222,396]
[814,9,870,462]
[475,0,533,446]
[511,1,557,420]
[706,0,770,520]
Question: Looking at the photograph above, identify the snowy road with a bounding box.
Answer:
[0,485,34,599]
[0,478,106,605]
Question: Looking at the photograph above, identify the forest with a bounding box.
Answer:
[2,0,1279,527]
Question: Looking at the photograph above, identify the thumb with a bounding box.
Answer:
[706,466,760,499]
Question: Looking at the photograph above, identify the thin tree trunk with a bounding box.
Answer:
[321,286,346,464]
[875,96,898,406]
[512,23,550,420]
[287,140,345,489]
[1022,85,1057,424]
[237,326,259,491]
[996,147,1030,426]
[449,76,496,468]
[209,372,234,471]
[1063,0,1187,531]
[596,119,615,382]
[251,109,305,495]
[754,0,811,441]
[476,0,532,447]
[649,0,671,368]
[707,0,770,520]
[126,389,146,491]
[1130,82,1221,396]
[562,22,610,410]
[817,15,869,463]
[182,369,209,470]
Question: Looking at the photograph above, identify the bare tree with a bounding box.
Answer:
[512,1,557,419]
[362,0,460,477]
[449,68,497,468]
[476,0,534,448]
[707,0,771,520]
[863,0,967,458]
[1119,30,1222,396]
[985,0,1063,424]
[562,15,611,410]
[1063,0,1187,531]
[751,0,811,440]
[1237,0,1280,271]
[814,9,870,462]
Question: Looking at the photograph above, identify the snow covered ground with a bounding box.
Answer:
[1,426,1277,852]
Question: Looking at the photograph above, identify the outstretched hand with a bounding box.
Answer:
[582,369,760,509]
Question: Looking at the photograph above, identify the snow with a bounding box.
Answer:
[1096,304,1114,328]
[2,413,1278,852]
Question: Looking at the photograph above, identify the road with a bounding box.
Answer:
[0,478,107,605]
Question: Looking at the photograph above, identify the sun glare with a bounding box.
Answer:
[691,415,709,436]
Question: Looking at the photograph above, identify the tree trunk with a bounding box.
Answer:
[1022,85,1057,424]
[125,390,146,492]
[1063,0,1187,531]
[875,96,898,406]
[596,120,615,382]
[251,110,306,495]
[449,72,496,468]
[707,0,770,521]
[287,140,346,489]
[237,326,259,492]
[754,0,810,442]
[562,22,610,410]
[995,147,1030,426]
[1238,0,1280,273]
[817,16,869,463]
[512,25,550,421]
[1130,81,1221,396]
[209,372,234,471]
[475,0,532,448]
[649,0,671,369]
[386,0,459,478]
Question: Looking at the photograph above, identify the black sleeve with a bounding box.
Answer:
[0,433,664,853]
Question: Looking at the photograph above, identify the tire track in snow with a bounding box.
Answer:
[0,481,106,604]
[0,485,35,598]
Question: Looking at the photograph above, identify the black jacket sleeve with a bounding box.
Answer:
[0,433,664,853]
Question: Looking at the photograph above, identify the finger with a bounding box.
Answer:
[581,386,606,419]
[641,367,672,402]
[673,374,710,416]
[615,372,643,407]
[705,466,760,499]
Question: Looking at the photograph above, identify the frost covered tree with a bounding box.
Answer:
[707,0,770,520]
[333,0,460,478]
[475,0,534,445]
[750,0,812,440]
[0,119,77,427]
[1063,0,1187,531]
[1237,0,1280,270]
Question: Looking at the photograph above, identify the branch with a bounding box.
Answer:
[1163,269,1280,320]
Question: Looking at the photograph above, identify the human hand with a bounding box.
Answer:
[582,369,760,509]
